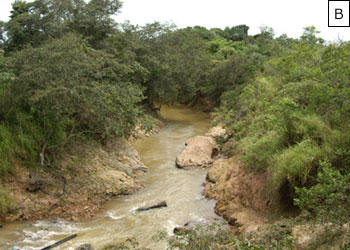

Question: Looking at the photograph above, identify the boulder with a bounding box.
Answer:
[136,201,167,212]
[176,136,217,169]
[205,126,227,140]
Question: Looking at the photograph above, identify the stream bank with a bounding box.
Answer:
[0,137,149,223]
[174,126,276,233]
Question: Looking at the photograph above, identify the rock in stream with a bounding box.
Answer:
[136,201,168,212]
[175,136,218,169]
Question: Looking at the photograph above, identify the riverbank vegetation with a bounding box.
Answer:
[1,0,350,247]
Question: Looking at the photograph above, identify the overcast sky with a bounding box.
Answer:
[0,0,349,42]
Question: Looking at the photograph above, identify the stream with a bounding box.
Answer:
[0,106,220,250]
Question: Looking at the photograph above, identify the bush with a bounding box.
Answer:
[326,130,350,170]
[294,162,350,224]
[0,34,152,171]
[270,140,324,188]
[11,34,145,142]
[154,224,294,250]
[240,131,284,170]
[203,52,257,102]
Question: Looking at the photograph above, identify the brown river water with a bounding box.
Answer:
[0,106,220,250]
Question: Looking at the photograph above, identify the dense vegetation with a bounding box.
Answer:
[1,0,350,247]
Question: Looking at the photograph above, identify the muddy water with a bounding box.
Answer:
[0,106,219,250]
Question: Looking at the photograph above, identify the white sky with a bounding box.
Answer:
[0,0,349,42]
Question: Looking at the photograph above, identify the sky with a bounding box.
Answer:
[0,0,349,42]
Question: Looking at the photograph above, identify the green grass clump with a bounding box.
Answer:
[0,183,13,215]
[270,140,324,188]
[0,124,18,175]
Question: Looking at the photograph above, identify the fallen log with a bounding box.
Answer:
[41,234,77,250]
[136,201,167,212]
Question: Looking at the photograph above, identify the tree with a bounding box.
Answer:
[204,52,256,102]
[221,25,249,41]
[9,34,144,163]
[184,26,216,40]
[300,26,324,45]
[134,24,210,105]
[69,0,122,47]
[4,0,122,52]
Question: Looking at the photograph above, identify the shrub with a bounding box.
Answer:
[270,140,324,188]
[154,224,294,250]
[294,161,350,224]
[291,114,332,145]
[240,131,284,170]
[326,130,350,171]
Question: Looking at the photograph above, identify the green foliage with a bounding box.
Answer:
[154,224,294,250]
[264,28,324,83]
[0,124,18,175]
[4,0,122,52]
[222,25,249,41]
[102,224,296,250]
[0,31,150,173]
[239,131,284,170]
[247,222,295,250]
[155,225,258,250]
[131,23,210,105]
[214,25,350,234]
[0,183,13,215]
[300,26,325,45]
[271,140,324,188]
[327,131,350,169]
[11,34,144,142]
[202,52,257,102]
[184,26,216,41]
[295,161,350,224]
[320,43,350,86]
[102,238,149,250]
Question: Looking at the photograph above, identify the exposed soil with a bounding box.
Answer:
[1,138,149,223]
[204,156,275,233]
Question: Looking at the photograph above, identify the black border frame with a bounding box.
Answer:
[328,0,350,27]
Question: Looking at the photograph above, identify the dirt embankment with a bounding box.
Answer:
[1,138,149,223]
[204,156,276,232]
[204,127,278,233]
[3,118,163,222]
[0,117,163,223]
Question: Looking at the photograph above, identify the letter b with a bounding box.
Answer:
[329,1,350,27]
[335,8,344,19]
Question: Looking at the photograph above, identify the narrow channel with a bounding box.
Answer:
[0,106,219,250]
